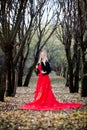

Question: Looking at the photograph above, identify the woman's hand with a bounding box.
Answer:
[41,70,46,74]
[36,65,38,69]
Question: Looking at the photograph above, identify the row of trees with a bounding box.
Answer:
[0,0,87,102]
[0,0,60,101]
[55,0,87,96]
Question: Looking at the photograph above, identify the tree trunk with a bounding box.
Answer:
[0,50,6,101]
[0,48,6,102]
[18,68,23,86]
[5,49,16,97]
[6,61,12,96]
[65,48,74,93]
[23,52,39,86]
[81,54,87,97]
[23,65,35,86]
[65,69,69,87]
[18,55,24,86]
[73,44,80,93]
[62,66,66,78]
[69,65,74,93]
[79,0,87,97]
[11,67,15,96]
[6,62,15,96]
[0,73,6,102]
[81,65,87,97]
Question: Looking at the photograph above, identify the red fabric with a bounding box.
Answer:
[20,64,83,110]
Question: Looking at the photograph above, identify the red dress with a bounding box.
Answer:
[20,64,83,110]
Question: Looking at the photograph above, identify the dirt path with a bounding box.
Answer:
[0,77,87,130]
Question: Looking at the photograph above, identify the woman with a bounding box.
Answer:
[20,50,82,110]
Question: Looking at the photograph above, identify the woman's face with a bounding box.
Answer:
[40,52,45,60]
[40,51,47,60]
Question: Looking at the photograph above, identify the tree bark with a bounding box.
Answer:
[18,55,24,86]
[5,47,16,97]
[65,68,69,87]
[77,0,87,97]
[65,48,74,93]
[0,50,6,101]
[23,54,39,86]
[81,49,87,97]
[73,43,80,93]
[0,73,6,102]
[23,64,35,86]
[81,65,87,97]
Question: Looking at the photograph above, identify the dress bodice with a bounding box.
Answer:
[37,64,42,71]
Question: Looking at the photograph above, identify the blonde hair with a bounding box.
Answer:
[38,50,48,64]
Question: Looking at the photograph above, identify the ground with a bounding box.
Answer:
[0,75,87,130]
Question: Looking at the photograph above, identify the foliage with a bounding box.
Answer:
[45,36,67,75]
[26,32,67,70]
[0,106,87,130]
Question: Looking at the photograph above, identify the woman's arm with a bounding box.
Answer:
[41,61,51,75]
[35,64,40,75]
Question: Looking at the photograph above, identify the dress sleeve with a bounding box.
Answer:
[41,61,51,75]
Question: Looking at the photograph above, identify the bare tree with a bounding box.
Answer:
[56,0,87,96]
[23,0,60,86]
[76,0,87,97]
[0,0,46,100]
[56,0,81,93]
[0,0,28,98]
